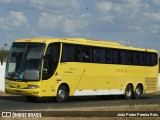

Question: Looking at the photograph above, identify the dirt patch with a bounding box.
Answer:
[0,92,17,96]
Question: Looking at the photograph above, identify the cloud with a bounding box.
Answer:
[0,0,12,3]
[27,0,82,12]
[38,12,90,36]
[29,0,87,36]
[64,14,90,35]
[150,25,160,34]
[38,12,63,30]
[0,0,25,4]
[95,1,112,13]
[99,16,114,23]
[30,31,41,37]
[153,0,160,6]
[94,0,155,35]
[0,11,28,30]
[145,12,160,22]
[95,0,143,14]
[0,0,83,15]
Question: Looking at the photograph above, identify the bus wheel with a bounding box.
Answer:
[125,84,133,99]
[56,85,68,103]
[134,85,142,99]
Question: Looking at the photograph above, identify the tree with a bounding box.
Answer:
[0,44,8,65]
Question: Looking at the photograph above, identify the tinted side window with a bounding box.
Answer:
[61,44,92,62]
[105,49,112,64]
[61,43,158,66]
[112,50,119,64]
[74,46,82,62]
[93,48,105,63]
[133,52,144,65]
[133,52,139,65]
[138,53,144,65]
[151,53,158,66]
[143,52,158,66]
[144,53,151,66]
[82,47,92,62]
[120,51,125,64]
[61,44,76,62]
[121,51,132,65]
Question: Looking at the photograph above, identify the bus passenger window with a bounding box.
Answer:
[122,51,133,65]
[105,50,112,64]
[112,50,119,64]
[62,44,76,62]
[93,48,100,63]
[83,50,89,62]
[93,48,105,63]
[144,53,151,66]
[151,53,157,66]
[75,47,82,62]
[133,52,144,65]
[82,47,91,62]
[139,53,144,65]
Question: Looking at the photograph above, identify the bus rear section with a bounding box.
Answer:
[58,43,158,101]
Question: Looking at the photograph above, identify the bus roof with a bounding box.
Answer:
[15,38,120,46]
[15,38,158,53]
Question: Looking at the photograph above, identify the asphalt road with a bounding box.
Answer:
[0,94,160,111]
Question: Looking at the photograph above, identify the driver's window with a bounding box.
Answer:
[42,43,60,80]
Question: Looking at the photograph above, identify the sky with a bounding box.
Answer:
[0,0,160,52]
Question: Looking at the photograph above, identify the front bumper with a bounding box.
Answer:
[5,87,41,97]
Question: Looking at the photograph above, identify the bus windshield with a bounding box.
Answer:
[5,43,45,81]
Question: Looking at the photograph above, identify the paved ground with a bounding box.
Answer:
[0,94,160,111]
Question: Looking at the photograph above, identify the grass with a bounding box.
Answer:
[0,92,7,96]
[0,92,4,95]
[50,104,160,111]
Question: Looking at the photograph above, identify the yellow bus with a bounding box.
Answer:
[5,38,159,102]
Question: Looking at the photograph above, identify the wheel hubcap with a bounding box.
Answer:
[127,90,131,97]
[58,89,65,100]
[136,88,140,95]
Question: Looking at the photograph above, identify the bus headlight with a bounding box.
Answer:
[28,85,39,89]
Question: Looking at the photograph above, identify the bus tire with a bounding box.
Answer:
[134,84,142,99]
[125,84,133,99]
[56,85,68,103]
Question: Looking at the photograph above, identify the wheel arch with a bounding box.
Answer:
[125,83,134,91]
[58,83,70,95]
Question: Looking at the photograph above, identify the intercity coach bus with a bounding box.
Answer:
[5,38,159,102]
